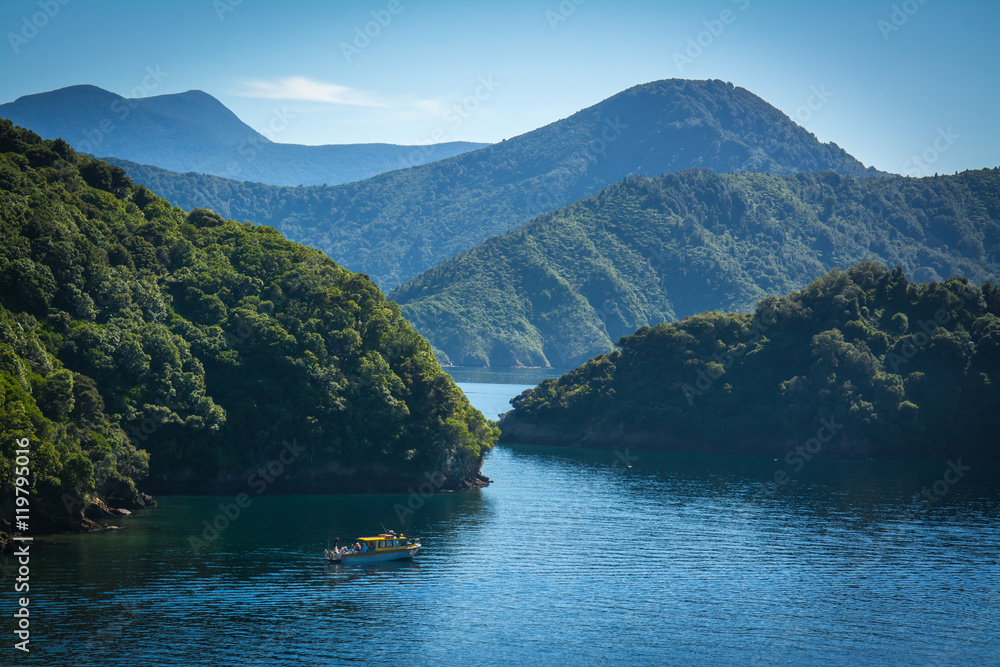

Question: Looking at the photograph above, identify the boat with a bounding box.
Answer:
[324,532,421,563]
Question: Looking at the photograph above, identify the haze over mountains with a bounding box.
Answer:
[391,168,1000,367]
[12,77,979,370]
[0,85,486,186]
[95,79,888,290]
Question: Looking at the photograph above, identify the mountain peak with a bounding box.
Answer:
[110,78,891,292]
[0,84,262,150]
[581,77,883,178]
[0,85,487,185]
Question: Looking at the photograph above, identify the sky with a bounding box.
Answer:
[1,0,997,176]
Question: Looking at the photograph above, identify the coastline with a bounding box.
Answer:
[0,490,154,552]
[497,412,994,462]
[1,469,490,546]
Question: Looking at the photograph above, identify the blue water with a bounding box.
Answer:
[7,371,1000,665]
[451,364,565,419]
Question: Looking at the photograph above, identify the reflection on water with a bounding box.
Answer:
[454,382,532,419]
[23,374,1000,665]
[447,365,567,420]
[447,366,566,420]
[444,366,567,385]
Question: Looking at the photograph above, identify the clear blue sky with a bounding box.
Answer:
[1,0,997,175]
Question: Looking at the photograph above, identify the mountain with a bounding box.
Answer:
[0,85,486,186]
[99,79,886,290]
[499,262,1000,462]
[390,168,1000,367]
[0,120,497,536]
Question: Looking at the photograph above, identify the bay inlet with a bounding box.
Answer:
[25,369,1000,665]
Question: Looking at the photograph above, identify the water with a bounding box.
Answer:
[8,372,1000,666]
[448,365,566,420]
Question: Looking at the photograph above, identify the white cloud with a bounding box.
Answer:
[234,76,387,107]
[232,77,480,127]
[409,97,451,117]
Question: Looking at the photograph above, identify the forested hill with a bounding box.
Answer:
[106,79,885,290]
[500,262,1000,462]
[0,85,485,186]
[0,120,497,535]
[390,168,1000,367]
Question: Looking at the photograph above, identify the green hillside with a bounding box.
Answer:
[391,168,1000,367]
[0,120,497,534]
[500,262,1000,461]
[106,79,885,290]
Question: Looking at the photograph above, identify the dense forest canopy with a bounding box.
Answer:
[0,120,497,532]
[391,168,1000,367]
[500,262,1000,462]
[106,79,885,290]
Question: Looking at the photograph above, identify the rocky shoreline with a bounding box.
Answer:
[139,460,491,496]
[0,490,155,552]
[1,466,489,548]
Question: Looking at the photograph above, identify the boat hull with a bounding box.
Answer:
[327,545,420,563]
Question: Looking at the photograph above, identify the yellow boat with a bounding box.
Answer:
[324,532,421,563]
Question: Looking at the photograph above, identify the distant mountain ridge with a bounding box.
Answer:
[0,85,486,186]
[98,79,888,289]
[390,168,1000,367]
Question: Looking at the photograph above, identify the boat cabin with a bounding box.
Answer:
[358,534,414,551]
